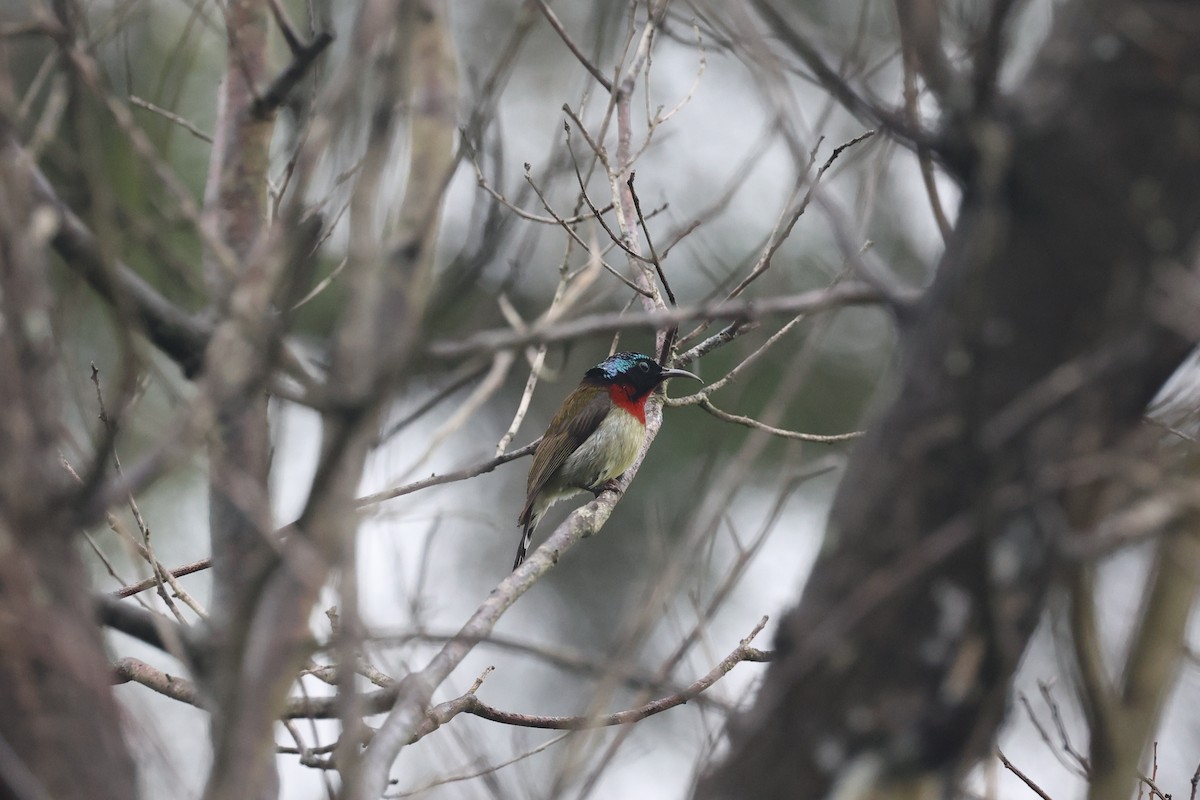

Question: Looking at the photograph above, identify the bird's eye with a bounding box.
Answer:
[638,361,650,372]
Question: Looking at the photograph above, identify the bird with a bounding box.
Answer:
[513,351,701,570]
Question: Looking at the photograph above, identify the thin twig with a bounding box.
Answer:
[61,45,241,276]
[496,343,547,456]
[561,103,610,171]
[406,351,516,471]
[693,398,863,443]
[676,322,756,367]
[996,749,1054,800]
[626,172,674,306]
[1019,692,1089,778]
[749,0,923,147]
[375,359,491,447]
[494,273,577,457]
[900,50,950,241]
[564,133,656,268]
[533,0,613,93]
[290,256,348,311]
[388,733,573,798]
[129,95,213,142]
[356,442,537,508]
[724,130,876,303]
[1038,680,1089,772]
[670,313,806,403]
[266,0,305,54]
[112,557,213,599]
[90,365,205,620]
[470,148,613,225]
[522,162,650,296]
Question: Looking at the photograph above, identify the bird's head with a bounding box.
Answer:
[585,352,702,401]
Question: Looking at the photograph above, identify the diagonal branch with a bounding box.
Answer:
[251,31,334,119]
[21,144,211,373]
[750,0,930,152]
[355,386,672,796]
[533,0,613,93]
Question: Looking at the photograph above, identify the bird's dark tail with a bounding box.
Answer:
[514,503,536,570]
[513,521,534,570]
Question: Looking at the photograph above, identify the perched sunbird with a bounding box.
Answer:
[513,351,701,569]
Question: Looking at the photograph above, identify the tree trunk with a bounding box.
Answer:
[0,125,138,800]
[699,2,1200,797]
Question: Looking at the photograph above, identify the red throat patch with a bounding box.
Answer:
[607,384,648,424]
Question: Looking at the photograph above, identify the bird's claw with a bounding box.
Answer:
[593,479,624,497]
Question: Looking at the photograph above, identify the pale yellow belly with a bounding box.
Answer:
[559,406,646,490]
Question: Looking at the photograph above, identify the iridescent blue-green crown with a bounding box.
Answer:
[594,351,654,379]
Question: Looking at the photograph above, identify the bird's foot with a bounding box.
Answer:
[592,479,624,497]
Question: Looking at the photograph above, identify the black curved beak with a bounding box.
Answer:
[659,367,702,384]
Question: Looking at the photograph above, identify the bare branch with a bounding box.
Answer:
[113,657,203,707]
[996,750,1055,800]
[749,0,929,151]
[356,441,537,508]
[693,398,864,444]
[533,0,613,93]
[412,618,770,736]
[901,48,952,241]
[893,0,963,109]
[21,143,212,372]
[129,95,214,142]
[251,31,334,119]
[428,281,891,359]
[112,557,213,599]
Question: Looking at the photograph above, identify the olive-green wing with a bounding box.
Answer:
[521,387,610,519]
